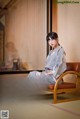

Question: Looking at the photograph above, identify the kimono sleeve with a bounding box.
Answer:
[52,48,65,77]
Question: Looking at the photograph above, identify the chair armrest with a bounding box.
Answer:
[54,71,79,92]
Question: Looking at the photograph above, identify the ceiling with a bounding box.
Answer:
[0,0,16,17]
[0,0,11,8]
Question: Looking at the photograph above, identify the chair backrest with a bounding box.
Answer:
[66,62,80,72]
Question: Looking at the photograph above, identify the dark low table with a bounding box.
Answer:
[0,69,43,75]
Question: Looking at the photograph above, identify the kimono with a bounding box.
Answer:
[27,45,67,92]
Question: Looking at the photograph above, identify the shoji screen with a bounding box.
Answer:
[5,0,47,70]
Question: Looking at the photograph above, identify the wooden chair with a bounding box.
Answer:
[48,62,80,104]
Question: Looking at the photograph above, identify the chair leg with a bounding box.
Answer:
[53,92,57,104]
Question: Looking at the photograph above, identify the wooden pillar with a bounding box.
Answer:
[52,0,58,32]
[47,0,58,53]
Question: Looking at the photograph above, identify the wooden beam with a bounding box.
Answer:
[0,0,17,17]
[4,0,17,9]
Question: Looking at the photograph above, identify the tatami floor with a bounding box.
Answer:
[0,74,80,119]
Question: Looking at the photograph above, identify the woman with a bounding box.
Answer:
[27,32,67,93]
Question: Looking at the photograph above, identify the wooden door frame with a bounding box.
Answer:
[52,0,58,32]
[47,0,58,53]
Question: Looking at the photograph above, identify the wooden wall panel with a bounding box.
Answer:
[58,2,80,62]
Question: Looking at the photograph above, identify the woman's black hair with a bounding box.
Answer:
[46,32,58,42]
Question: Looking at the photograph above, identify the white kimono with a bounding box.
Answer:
[27,46,67,92]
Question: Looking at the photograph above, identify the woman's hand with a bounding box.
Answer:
[46,71,53,75]
[42,70,53,75]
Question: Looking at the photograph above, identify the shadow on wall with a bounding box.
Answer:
[5,41,20,69]
[69,42,79,61]
[5,41,33,70]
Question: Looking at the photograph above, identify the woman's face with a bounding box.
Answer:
[48,39,58,49]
